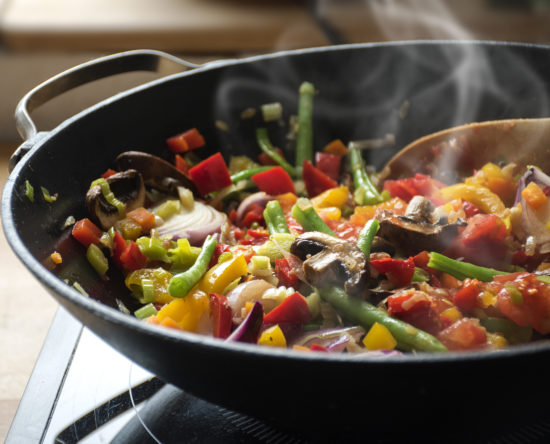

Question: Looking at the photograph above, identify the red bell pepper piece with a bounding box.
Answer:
[174,154,190,176]
[119,241,148,271]
[302,160,338,198]
[189,152,233,196]
[315,152,341,181]
[209,243,230,268]
[101,168,117,179]
[275,258,300,288]
[258,148,286,166]
[209,293,233,339]
[310,343,328,352]
[453,279,480,312]
[167,128,205,153]
[112,232,127,269]
[370,257,415,287]
[72,218,102,248]
[251,166,295,195]
[239,204,265,229]
[263,292,311,325]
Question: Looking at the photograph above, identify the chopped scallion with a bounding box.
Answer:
[261,102,283,122]
[41,186,58,203]
[24,180,34,202]
[141,278,155,304]
[86,243,109,276]
[134,303,158,320]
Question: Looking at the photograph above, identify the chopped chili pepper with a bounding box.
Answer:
[101,168,117,179]
[302,160,338,197]
[189,153,233,196]
[174,154,190,176]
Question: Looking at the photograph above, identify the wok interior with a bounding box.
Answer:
[6,42,550,432]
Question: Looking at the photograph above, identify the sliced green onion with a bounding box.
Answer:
[261,102,283,122]
[41,186,58,203]
[86,243,109,276]
[153,199,181,220]
[412,267,430,282]
[72,281,89,297]
[134,303,158,320]
[91,178,125,216]
[141,278,155,304]
[24,180,34,202]
[251,255,270,270]
[218,251,234,264]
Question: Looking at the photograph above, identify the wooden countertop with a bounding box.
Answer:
[0,145,58,441]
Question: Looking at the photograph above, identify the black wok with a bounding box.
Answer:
[4,42,550,441]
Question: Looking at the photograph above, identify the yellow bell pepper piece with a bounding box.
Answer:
[440,307,462,323]
[156,287,209,332]
[125,268,174,304]
[362,322,397,350]
[258,325,287,347]
[317,207,341,221]
[440,184,506,216]
[199,254,248,294]
[522,182,547,210]
[311,185,349,209]
[349,197,407,226]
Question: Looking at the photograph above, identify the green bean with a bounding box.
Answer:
[349,147,385,206]
[256,128,296,177]
[295,81,315,175]
[357,219,379,257]
[230,166,274,183]
[319,286,448,352]
[291,198,335,236]
[427,252,506,282]
[263,200,290,235]
[168,235,217,297]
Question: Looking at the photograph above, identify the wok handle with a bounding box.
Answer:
[10,49,199,172]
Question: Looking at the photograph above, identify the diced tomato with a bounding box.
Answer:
[325,219,361,241]
[258,148,285,166]
[72,218,102,248]
[302,160,338,198]
[453,279,480,312]
[437,318,487,351]
[209,293,233,339]
[119,241,148,271]
[189,153,232,196]
[275,257,300,288]
[167,128,205,153]
[490,272,550,334]
[101,168,117,179]
[251,166,296,195]
[383,173,445,203]
[315,152,341,181]
[174,154,190,176]
[451,213,508,267]
[462,201,482,218]
[263,292,311,325]
[127,207,156,231]
[370,257,415,287]
[387,290,442,335]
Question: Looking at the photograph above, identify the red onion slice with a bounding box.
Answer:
[227,301,263,343]
[236,191,273,223]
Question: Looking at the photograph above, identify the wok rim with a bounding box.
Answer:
[3,39,550,368]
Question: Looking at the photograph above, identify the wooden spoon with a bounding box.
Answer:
[384,118,550,181]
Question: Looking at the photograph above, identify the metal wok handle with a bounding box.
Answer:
[10,49,199,172]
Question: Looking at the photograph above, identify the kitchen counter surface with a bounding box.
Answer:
[0,144,58,442]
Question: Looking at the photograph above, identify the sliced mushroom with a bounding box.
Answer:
[376,210,465,256]
[115,151,198,195]
[290,232,368,294]
[86,169,145,229]
[405,196,435,223]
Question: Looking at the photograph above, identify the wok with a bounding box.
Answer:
[4,42,550,441]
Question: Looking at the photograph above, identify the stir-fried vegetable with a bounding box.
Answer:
[65,81,550,355]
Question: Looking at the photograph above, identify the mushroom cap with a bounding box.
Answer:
[85,169,145,230]
[115,151,198,195]
[290,231,368,294]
